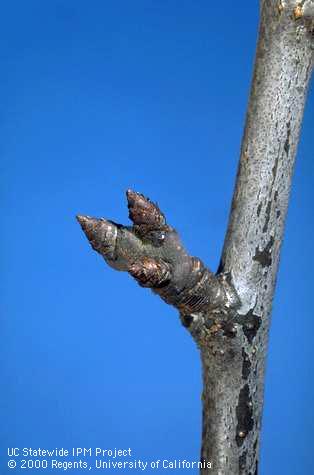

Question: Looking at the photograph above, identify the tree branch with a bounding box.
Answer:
[77,1,313,473]
[202,1,313,473]
[77,190,240,342]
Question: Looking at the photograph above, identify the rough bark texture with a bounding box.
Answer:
[77,1,313,474]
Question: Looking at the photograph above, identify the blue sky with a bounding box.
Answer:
[1,2,313,474]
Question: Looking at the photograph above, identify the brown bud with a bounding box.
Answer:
[129,257,171,288]
[126,189,166,227]
[76,215,117,258]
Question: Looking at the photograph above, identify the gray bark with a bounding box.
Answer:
[77,1,313,474]
[202,1,313,473]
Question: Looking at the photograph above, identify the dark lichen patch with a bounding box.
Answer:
[272,154,279,181]
[238,310,262,344]
[242,348,252,379]
[262,201,272,233]
[181,314,194,328]
[284,121,291,155]
[239,450,247,471]
[274,190,278,202]
[253,437,258,452]
[236,384,254,447]
[253,248,271,267]
[257,202,262,217]
[221,321,237,338]
[253,236,274,268]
